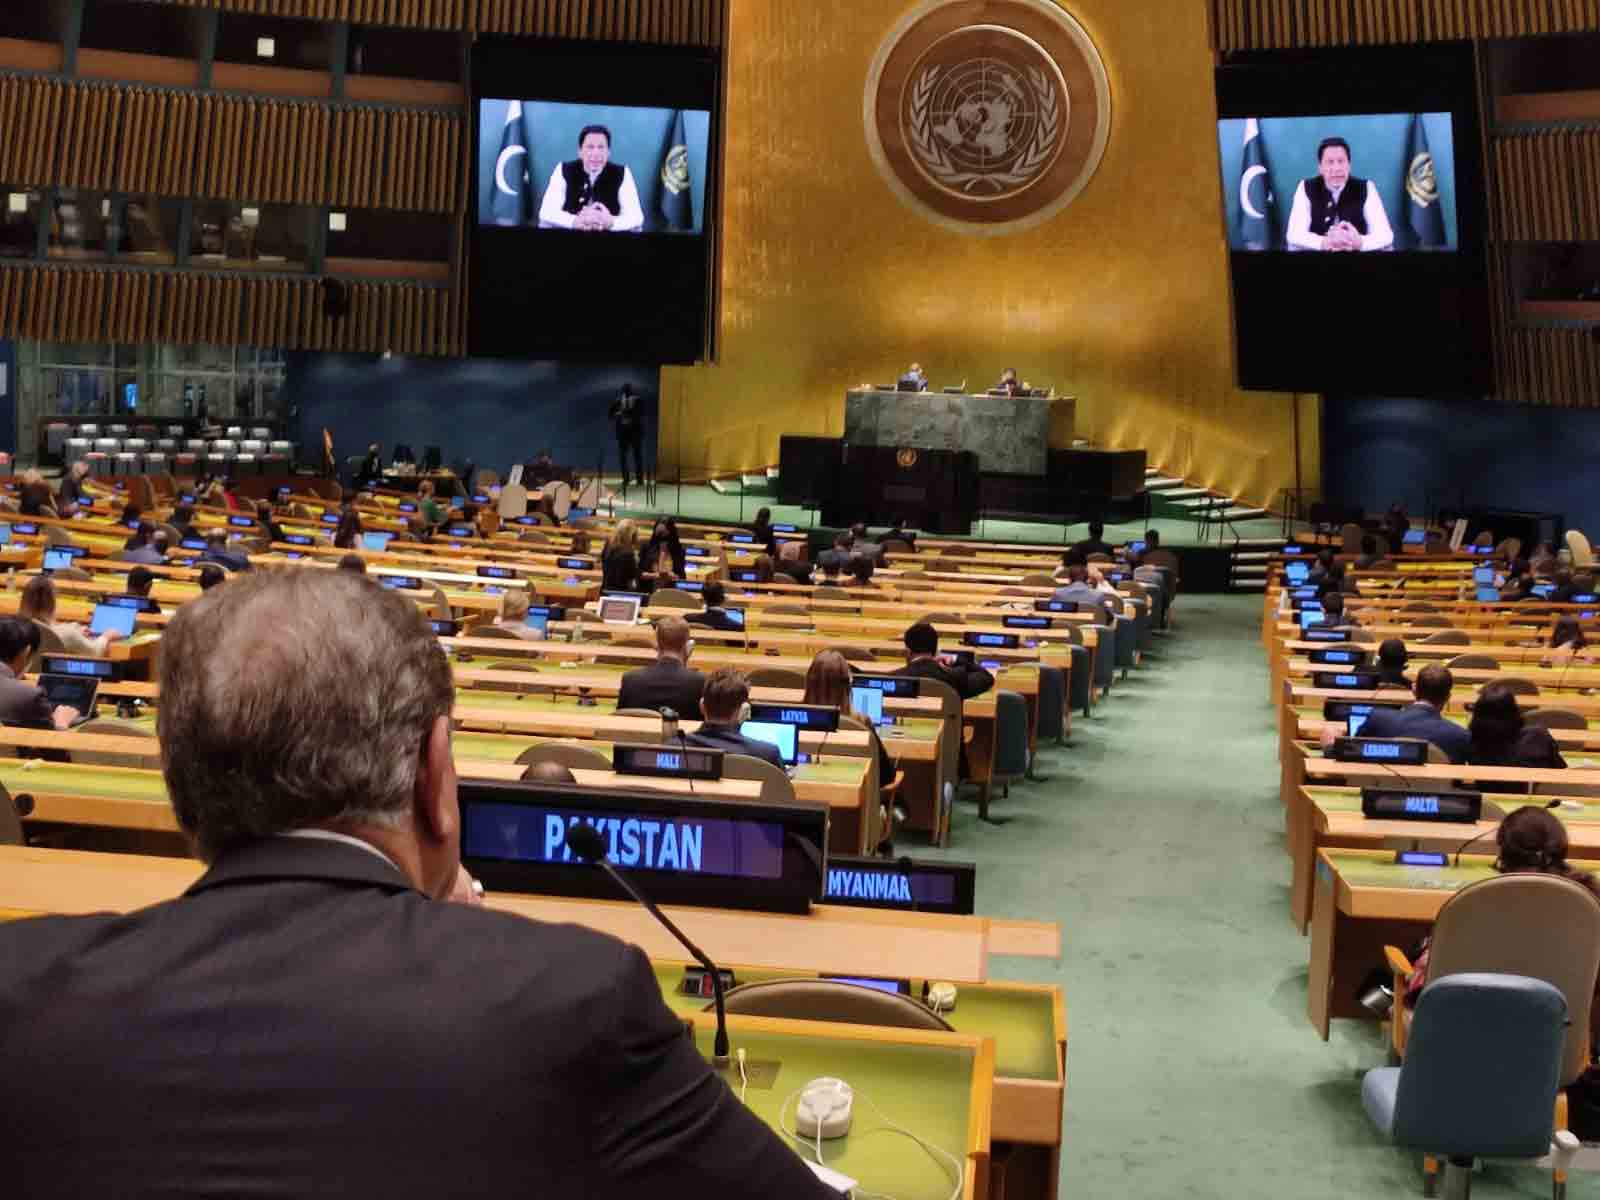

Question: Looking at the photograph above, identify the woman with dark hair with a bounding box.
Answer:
[749,506,779,557]
[1404,807,1600,1006]
[332,505,363,551]
[802,650,895,850]
[1374,638,1410,689]
[123,520,154,552]
[1545,616,1590,668]
[640,517,686,583]
[1467,681,1566,790]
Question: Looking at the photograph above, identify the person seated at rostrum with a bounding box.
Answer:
[685,581,742,633]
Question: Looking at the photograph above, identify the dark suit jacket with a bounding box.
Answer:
[0,837,833,1199]
[686,607,743,632]
[0,663,52,726]
[616,659,706,719]
[687,721,786,767]
[895,655,994,700]
[1358,702,1472,764]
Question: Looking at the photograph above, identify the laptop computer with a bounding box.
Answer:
[740,720,799,767]
[362,532,392,552]
[39,673,98,726]
[599,595,642,625]
[42,548,76,572]
[524,611,550,637]
[88,603,138,638]
[850,685,887,727]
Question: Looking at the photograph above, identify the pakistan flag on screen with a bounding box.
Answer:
[1403,114,1446,250]
[658,110,693,231]
[491,101,532,226]
[1237,118,1276,251]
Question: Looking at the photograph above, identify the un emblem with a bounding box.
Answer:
[865,0,1111,235]
[896,447,920,469]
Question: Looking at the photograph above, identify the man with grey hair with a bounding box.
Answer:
[0,569,833,1199]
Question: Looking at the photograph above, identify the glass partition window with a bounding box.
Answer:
[190,202,313,272]
[0,188,43,260]
[48,190,111,261]
[215,12,332,72]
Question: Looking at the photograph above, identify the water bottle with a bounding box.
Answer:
[570,609,584,644]
[660,708,679,742]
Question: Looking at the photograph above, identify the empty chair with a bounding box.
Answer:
[1564,529,1594,569]
[1034,663,1068,747]
[1399,602,1439,615]
[1525,708,1587,731]
[715,980,952,1031]
[940,544,976,557]
[762,603,810,618]
[745,667,805,689]
[985,689,1030,820]
[1445,654,1500,671]
[1020,572,1057,587]
[833,645,875,663]
[1363,974,1577,1200]
[719,753,799,804]
[1420,629,1470,646]
[812,585,852,601]
[1407,615,1453,629]
[250,426,272,440]
[93,437,120,456]
[1472,530,1495,549]
[919,611,961,625]
[0,783,25,845]
[1486,675,1540,697]
[645,589,700,610]
[1340,522,1364,554]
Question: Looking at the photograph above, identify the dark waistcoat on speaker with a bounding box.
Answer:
[1303,175,1369,236]
[560,161,625,216]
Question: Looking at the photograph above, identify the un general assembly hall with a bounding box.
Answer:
[8,1,1600,1197]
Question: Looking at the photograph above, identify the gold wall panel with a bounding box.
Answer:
[662,0,1312,510]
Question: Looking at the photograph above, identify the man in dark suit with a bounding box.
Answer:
[686,667,785,768]
[1354,664,1471,764]
[0,617,80,729]
[616,615,706,717]
[1070,521,1114,560]
[685,581,742,633]
[0,569,832,1200]
[894,621,994,700]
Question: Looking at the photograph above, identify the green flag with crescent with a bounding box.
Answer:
[490,101,532,226]
[658,110,693,231]
[1237,118,1276,251]
[1402,114,1445,249]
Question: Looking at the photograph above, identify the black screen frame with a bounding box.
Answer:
[467,36,722,364]
[1215,42,1491,395]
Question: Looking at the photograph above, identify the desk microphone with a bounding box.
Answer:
[564,822,731,1068]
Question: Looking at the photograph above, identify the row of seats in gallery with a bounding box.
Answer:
[53,425,294,478]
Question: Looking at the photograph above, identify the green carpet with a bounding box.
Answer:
[600,477,1285,549]
[915,594,1579,1198]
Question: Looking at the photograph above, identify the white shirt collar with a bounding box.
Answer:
[279,829,401,872]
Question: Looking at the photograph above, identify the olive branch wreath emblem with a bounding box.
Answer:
[907,63,1060,194]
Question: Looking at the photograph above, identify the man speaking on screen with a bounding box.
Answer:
[1286,137,1394,252]
[538,124,645,233]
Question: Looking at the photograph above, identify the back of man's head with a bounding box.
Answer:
[524,760,576,784]
[703,580,725,608]
[127,567,155,597]
[1068,564,1089,584]
[158,569,453,862]
[1378,638,1408,670]
[152,531,170,554]
[1414,664,1453,708]
[656,614,691,659]
[821,557,841,578]
[206,530,227,550]
[700,666,749,723]
[1088,521,1104,539]
[198,564,226,591]
[833,532,852,550]
[1322,591,1345,616]
[1145,529,1161,547]
[338,554,367,573]
[904,621,938,657]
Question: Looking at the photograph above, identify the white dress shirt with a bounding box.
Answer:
[538,164,645,232]
[1286,179,1395,252]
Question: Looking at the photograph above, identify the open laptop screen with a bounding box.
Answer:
[739,720,798,766]
[88,603,138,638]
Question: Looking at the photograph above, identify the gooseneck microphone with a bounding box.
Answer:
[564,822,731,1068]
[1453,797,1561,867]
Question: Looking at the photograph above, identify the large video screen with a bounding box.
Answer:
[479,101,711,235]
[468,38,720,364]
[1215,44,1490,396]
[1219,113,1458,254]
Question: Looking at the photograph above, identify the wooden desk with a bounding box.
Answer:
[1307,847,1497,1039]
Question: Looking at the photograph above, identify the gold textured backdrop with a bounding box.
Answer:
[660,0,1317,509]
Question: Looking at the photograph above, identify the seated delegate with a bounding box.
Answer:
[685,667,784,768]
[895,621,993,700]
[1340,664,1470,764]
[684,581,742,632]
[0,568,832,1198]
[615,615,704,717]
[1467,681,1566,791]
[0,617,83,728]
